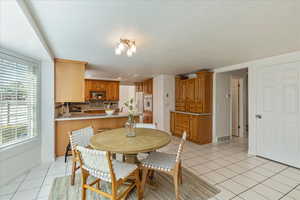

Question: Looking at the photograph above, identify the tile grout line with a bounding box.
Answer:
[34,163,52,200]
[230,166,290,200]
[9,170,30,200]
[214,159,272,200]
[278,183,300,200]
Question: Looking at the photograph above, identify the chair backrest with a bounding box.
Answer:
[69,126,94,151]
[135,123,157,129]
[76,146,113,182]
[175,131,187,162]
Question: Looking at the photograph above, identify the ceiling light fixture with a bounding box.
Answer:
[115,39,136,57]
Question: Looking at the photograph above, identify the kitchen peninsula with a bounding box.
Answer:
[55,112,139,157]
[54,58,140,157]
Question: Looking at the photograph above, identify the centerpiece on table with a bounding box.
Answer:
[123,97,137,137]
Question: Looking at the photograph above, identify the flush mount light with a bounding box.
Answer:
[115,39,136,57]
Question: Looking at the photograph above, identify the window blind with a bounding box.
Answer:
[0,53,39,148]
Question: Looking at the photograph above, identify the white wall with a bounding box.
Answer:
[41,61,55,163]
[214,73,231,141]
[119,85,135,112]
[0,139,41,186]
[214,51,300,155]
[0,51,43,186]
[153,75,175,131]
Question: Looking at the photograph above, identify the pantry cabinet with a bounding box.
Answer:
[175,71,213,113]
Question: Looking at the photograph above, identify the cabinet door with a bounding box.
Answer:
[194,77,204,113]
[106,82,113,100]
[170,112,175,134]
[189,115,199,141]
[186,79,195,101]
[112,82,119,100]
[85,80,92,101]
[189,115,212,144]
[175,78,181,103]
[55,60,85,102]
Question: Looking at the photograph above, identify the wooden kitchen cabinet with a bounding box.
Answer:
[173,112,190,137]
[175,77,186,111]
[170,111,212,144]
[106,81,119,101]
[175,71,213,113]
[196,71,213,113]
[85,79,119,101]
[143,79,153,94]
[55,58,87,102]
[134,82,144,92]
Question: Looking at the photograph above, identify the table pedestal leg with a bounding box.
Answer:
[125,154,139,164]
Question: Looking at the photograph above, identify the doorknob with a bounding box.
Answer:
[256,114,262,119]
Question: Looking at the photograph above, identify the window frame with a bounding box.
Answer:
[0,48,41,151]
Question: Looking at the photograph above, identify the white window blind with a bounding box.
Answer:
[0,52,39,148]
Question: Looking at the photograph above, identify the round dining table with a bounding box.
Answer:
[90,128,171,163]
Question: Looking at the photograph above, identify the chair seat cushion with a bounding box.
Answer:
[141,152,176,172]
[84,160,137,182]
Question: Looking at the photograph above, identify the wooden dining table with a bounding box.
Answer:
[90,128,171,163]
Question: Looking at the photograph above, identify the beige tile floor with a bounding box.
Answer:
[1,137,300,200]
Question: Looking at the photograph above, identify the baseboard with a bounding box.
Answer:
[217,136,231,143]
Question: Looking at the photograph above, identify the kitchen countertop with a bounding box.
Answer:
[170,110,211,116]
[55,112,140,121]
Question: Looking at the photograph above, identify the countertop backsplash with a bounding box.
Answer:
[55,101,119,117]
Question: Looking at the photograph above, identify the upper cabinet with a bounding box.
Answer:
[55,58,87,103]
[85,79,119,101]
[143,79,153,94]
[134,78,153,94]
[175,71,213,113]
[135,82,144,92]
[106,81,120,101]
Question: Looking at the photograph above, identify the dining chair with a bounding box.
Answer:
[140,131,187,200]
[76,146,141,200]
[69,126,94,185]
[135,123,157,129]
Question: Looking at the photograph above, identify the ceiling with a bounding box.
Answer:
[2,0,300,81]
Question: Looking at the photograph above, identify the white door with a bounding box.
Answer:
[256,62,300,167]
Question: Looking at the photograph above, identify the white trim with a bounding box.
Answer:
[0,47,42,150]
[213,51,300,156]
[212,73,217,143]
[16,0,54,60]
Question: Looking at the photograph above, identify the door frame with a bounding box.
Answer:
[213,51,300,156]
[230,77,242,138]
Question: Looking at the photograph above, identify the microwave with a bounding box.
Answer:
[90,91,106,100]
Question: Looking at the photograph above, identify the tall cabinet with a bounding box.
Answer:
[55,58,87,102]
[171,71,213,144]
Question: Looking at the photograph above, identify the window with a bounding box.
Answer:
[0,51,40,148]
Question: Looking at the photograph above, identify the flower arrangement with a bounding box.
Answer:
[123,97,137,122]
[123,97,137,137]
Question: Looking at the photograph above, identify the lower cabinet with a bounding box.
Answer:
[170,111,212,144]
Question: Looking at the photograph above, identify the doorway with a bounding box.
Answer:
[231,74,248,138]
[214,68,248,143]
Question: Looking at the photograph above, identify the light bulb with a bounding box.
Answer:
[127,49,133,57]
[118,42,125,51]
[115,47,121,55]
[131,44,136,53]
